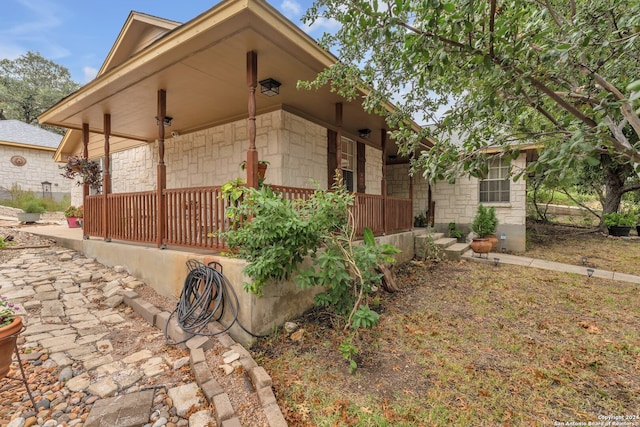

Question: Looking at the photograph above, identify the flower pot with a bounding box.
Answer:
[16,212,41,224]
[486,234,499,249]
[470,238,493,254]
[608,226,631,237]
[0,317,22,378]
[66,217,82,228]
[258,163,268,181]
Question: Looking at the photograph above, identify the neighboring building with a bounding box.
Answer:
[0,120,69,201]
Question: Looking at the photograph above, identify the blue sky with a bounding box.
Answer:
[1,0,335,83]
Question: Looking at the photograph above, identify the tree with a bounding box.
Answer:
[0,51,80,130]
[301,0,640,214]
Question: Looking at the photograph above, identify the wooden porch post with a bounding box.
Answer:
[82,123,90,203]
[246,51,259,189]
[82,123,90,238]
[335,103,343,184]
[102,114,111,241]
[381,129,388,234]
[156,89,168,248]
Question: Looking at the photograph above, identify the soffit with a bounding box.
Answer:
[43,0,408,159]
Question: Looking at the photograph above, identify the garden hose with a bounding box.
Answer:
[164,259,266,345]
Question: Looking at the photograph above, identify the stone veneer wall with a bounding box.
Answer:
[108,109,385,195]
[365,145,382,195]
[386,163,429,218]
[0,145,70,201]
[431,153,528,252]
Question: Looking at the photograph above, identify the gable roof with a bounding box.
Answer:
[41,0,423,161]
[0,120,62,151]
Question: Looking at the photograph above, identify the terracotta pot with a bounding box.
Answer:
[486,234,499,249]
[0,317,22,378]
[257,163,268,181]
[66,217,81,228]
[470,238,493,254]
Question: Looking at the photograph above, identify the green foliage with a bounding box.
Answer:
[0,236,5,249]
[448,222,463,239]
[471,204,498,237]
[603,211,637,227]
[222,181,352,295]
[301,0,640,191]
[64,205,83,218]
[0,183,70,212]
[224,178,400,372]
[0,51,80,131]
[413,212,428,227]
[22,200,45,214]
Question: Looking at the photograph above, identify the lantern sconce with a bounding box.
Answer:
[155,116,173,127]
[259,78,281,96]
[358,128,372,139]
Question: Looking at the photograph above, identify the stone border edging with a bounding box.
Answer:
[121,289,288,427]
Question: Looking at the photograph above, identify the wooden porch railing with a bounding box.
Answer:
[83,185,413,250]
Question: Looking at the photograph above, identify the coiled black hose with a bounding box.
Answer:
[164,259,264,345]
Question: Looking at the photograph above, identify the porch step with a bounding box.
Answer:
[433,237,457,249]
[442,242,471,260]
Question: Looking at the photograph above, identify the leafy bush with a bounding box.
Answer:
[471,204,498,237]
[603,211,636,227]
[222,178,400,372]
[22,200,45,213]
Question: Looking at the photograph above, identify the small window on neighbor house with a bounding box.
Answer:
[479,157,510,203]
[341,137,355,192]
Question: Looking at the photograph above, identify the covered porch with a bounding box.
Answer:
[39,0,422,253]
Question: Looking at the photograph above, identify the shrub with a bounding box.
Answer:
[603,211,636,227]
[471,204,498,237]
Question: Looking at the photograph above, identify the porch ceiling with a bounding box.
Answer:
[41,0,400,160]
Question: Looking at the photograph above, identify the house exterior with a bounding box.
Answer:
[36,0,530,343]
[0,120,68,201]
[39,0,530,254]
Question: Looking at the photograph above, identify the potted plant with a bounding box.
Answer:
[240,160,270,183]
[603,211,636,236]
[0,296,21,378]
[60,155,102,192]
[470,204,498,254]
[16,201,45,224]
[448,222,464,242]
[414,213,428,228]
[64,206,83,228]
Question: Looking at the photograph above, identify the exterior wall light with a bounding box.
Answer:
[358,128,371,139]
[259,78,281,96]
[155,116,173,126]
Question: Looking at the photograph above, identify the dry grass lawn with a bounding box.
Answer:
[254,223,640,426]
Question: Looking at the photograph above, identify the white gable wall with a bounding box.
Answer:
[0,145,70,201]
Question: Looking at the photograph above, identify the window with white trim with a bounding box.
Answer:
[341,137,355,192]
[479,157,510,203]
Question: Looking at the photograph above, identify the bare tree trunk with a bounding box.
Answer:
[601,155,628,217]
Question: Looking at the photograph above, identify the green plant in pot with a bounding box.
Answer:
[448,222,464,242]
[64,205,83,228]
[603,211,636,237]
[16,200,45,224]
[470,204,498,254]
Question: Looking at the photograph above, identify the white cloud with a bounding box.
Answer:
[301,16,341,35]
[280,0,302,17]
[82,66,98,83]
